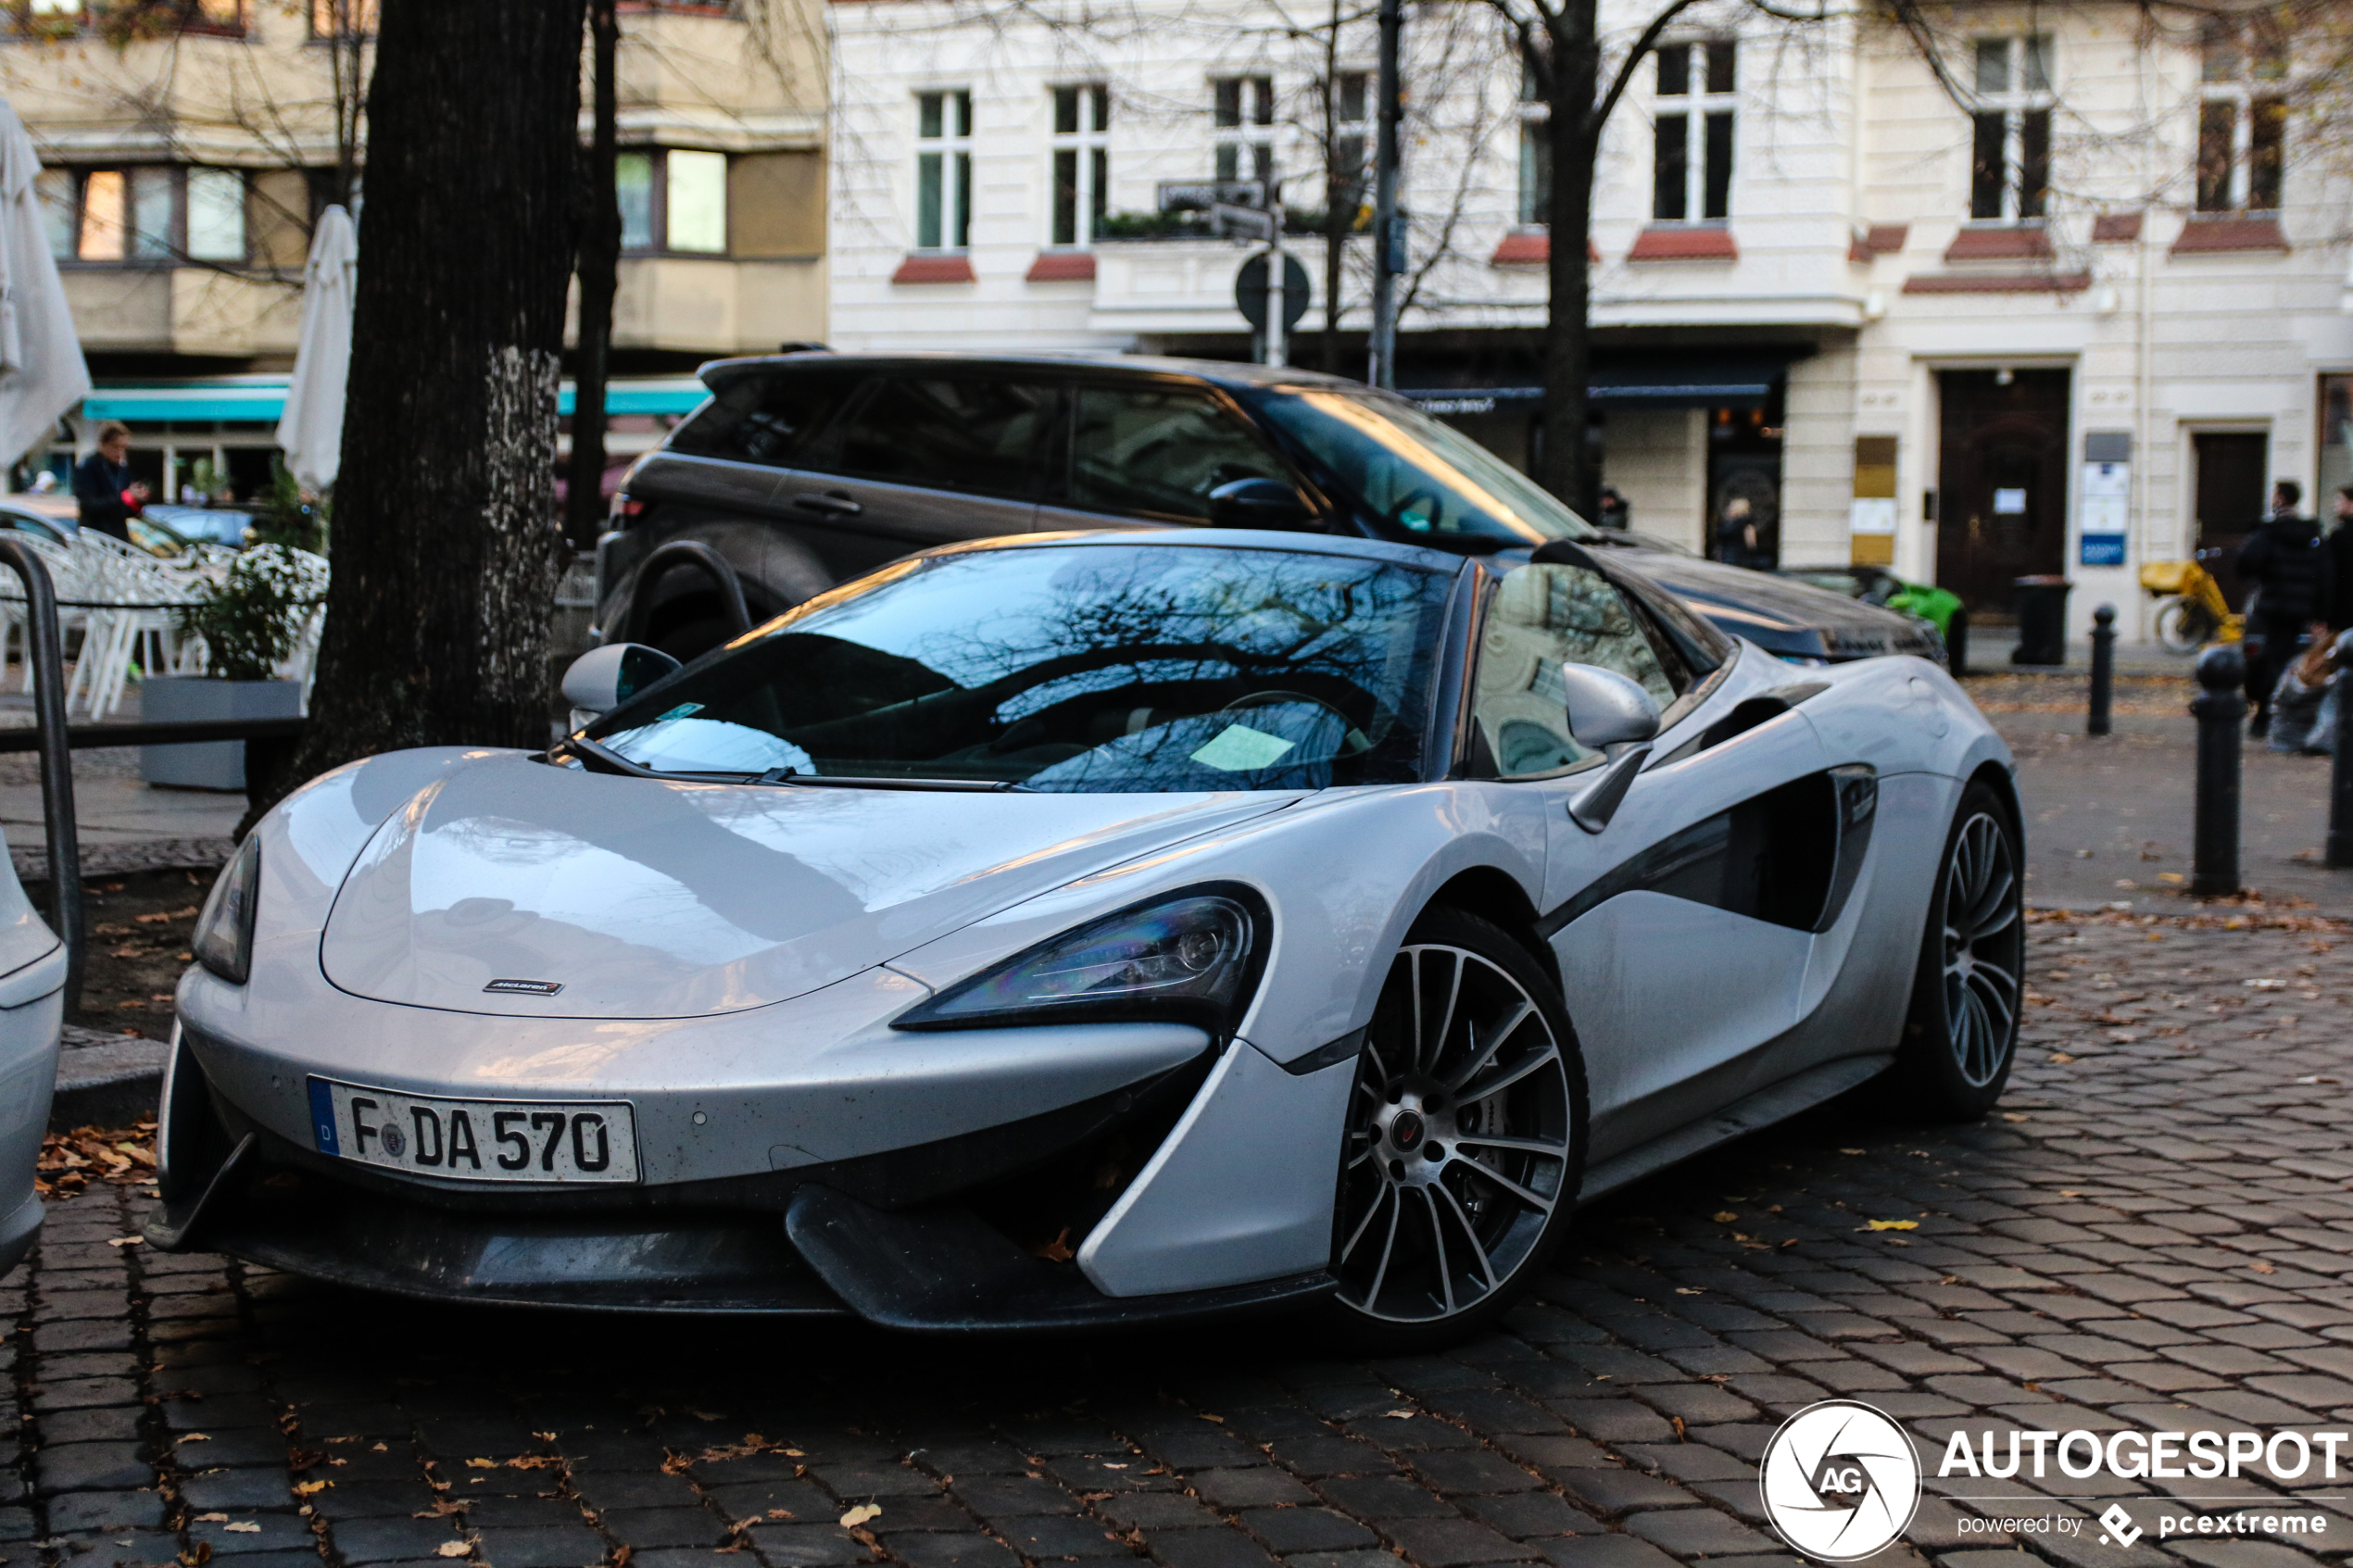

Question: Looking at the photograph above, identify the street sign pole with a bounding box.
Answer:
[1369,0,1401,389]
[1266,245,1287,367]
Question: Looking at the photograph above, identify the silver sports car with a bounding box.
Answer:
[150,529,2020,1346]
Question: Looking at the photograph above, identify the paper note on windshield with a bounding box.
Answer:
[1190,723,1297,772]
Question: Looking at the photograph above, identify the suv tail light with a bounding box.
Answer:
[610,493,648,522]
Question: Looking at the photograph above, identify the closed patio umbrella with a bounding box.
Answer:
[275,204,357,491]
[0,98,90,470]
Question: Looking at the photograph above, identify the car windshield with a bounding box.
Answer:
[1250,388,1598,547]
[587,543,1451,793]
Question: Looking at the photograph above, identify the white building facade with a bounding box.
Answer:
[828,0,2353,642]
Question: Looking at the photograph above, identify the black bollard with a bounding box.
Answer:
[2191,643,2246,897]
[2329,629,2353,870]
[2088,604,2116,736]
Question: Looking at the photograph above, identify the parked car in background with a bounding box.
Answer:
[143,505,253,550]
[0,494,77,546]
[0,828,71,1277]
[1781,564,1967,672]
[155,527,2015,1341]
[597,353,1944,669]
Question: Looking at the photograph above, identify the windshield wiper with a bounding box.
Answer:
[753,768,1036,793]
[547,734,670,778]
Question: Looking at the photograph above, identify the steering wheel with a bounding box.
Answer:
[1219,691,1373,758]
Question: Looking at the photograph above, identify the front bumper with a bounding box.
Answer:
[150,1026,1341,1329]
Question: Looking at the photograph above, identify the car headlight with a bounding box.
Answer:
[896,886,1266,1035]
[192,835,259,985]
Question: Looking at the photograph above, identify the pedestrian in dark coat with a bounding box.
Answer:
[2238,480,2334,735]
[71,421,146,543]
[2329,485,2353,636]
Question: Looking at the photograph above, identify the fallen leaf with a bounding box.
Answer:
[107,1235,142,1247]
[2047,1052,2075,1064]
[2250,1261,2276,1274]
[195,1514,228,1524]
[435,1543,472,1559]
[1839,1148,1866,1156]
[180,1434,211,1444]
[372,1443,389,1452]
[294,1481,329,1497]
[2246,977,2285,989]
[764,1510,795,1522]
[1197,1413,1224,1424]
[2001,1112,2030,1123]
[222,1523,260,1535]
[1383,1410,1414,1420]
[465,1459,497,1470]
[1863,1220,1919,1232]
[687,1410,726,1422]
[839,1505,883,1528]
[1710,1210,1738,1223]
[1674,1287,1704,1296]
[1027,1227,1076,1262]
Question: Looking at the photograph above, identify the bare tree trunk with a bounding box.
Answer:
[262,0,587,820]
[327,2,368,209]
[1538,0,1599,511]
[566,0,621,549]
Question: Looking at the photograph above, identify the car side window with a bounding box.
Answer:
[1472,562,1678,779]
[824,377,1055,500]
[1068,387,1288,522]
[668,370,853,467]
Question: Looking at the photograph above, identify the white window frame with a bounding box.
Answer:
[1651,39,1737,224]
[1211,75,1277,191]
[914,89,974,252]
[2196,20,2286,213]
[1517,49,1549,226]
[1967,35,2054,223]
[1047,84,1109,248]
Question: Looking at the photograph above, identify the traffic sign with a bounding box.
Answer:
[1237,251,1312,331]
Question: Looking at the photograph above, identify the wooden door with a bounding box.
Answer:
[1935,370,2070,615]
[2192,432,2268,612]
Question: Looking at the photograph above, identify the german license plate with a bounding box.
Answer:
[308,1078,639,1183]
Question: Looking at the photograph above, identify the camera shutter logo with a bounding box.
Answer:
[1759,1400,1921,1561]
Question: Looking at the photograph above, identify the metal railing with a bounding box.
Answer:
[0,537,82,1011]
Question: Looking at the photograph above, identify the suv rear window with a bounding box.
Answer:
[668,369,854,466]
[826,376,1055,500]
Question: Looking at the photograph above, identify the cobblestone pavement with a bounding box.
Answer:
[7,912,2353,1568]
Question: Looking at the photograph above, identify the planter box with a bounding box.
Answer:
[140,677,304,791]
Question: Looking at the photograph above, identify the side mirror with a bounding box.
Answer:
[561,642,682,720]
[1559,662,1662,750]
[1559,664,1661,834]
[1209,477,1315,530]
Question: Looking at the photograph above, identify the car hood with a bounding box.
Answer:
[1609,546,1943,661]
[318,758,1296,1020]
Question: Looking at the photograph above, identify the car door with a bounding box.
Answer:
[774,373,1051,580]
[1033,381,1306,532]
[1466,558,1835,1151]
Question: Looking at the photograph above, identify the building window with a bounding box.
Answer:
[1518,47,1550,224]
[1327,70,1368,219]
[1212,76,1275,189]
[915,90,973,251]
[1049,84,1108,247]
[1969,35,2052,220]
[35,166,245,265]
[308,0,375,35]
[615,148,731,255]
[1652,40,1734,222]
[2197,18,2285,212]
[11,0,242,35]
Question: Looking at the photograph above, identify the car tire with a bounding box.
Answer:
[1323,907,1589,1351]
[1889,783,2024,1120]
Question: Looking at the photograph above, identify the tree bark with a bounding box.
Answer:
[566,0,621,549]
[1538,0,1600,513]
[262,0,587,821]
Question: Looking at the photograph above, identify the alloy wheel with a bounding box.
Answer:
[1940,809,2022,1087]
[1335,943,1574,1323]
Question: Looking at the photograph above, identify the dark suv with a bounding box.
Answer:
[598,352,1943,667]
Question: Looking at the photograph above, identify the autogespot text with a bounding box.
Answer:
[1938,1427,2353,1481]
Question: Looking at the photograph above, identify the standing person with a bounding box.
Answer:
[1597,486,1630,532]
[72,422,146,543]
[2237,480,2334,736]
[1716,495,1759,570]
